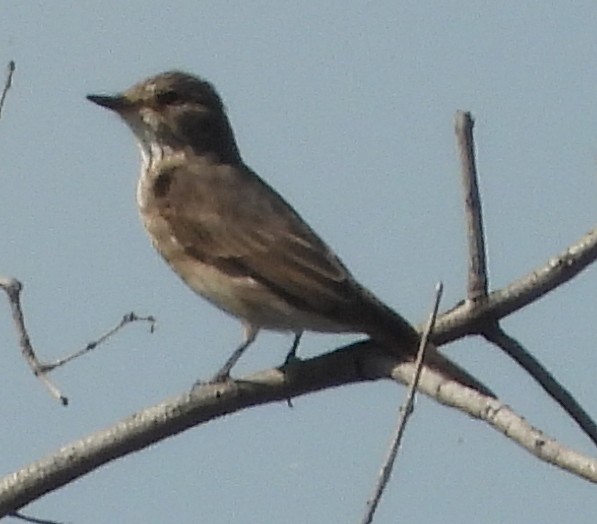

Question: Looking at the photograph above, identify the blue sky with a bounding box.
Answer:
[1,2,596,523]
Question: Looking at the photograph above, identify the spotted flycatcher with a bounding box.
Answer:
[87,71,489,393]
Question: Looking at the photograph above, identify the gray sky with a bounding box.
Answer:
[1,2,596,523]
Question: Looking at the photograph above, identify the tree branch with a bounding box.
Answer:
[0,60,15,120]
[450,112,597,449]
[430,227,597,345]
[361,283,443,524]
[0,277,155,405]
[483,326,597,446]
[455,111,489,300]
[1,342,595,516]
[0,278,67,405]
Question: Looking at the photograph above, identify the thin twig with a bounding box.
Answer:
[0,60,15,120]
[40,312,156,372]
[361,283,444,524]
[455,111,489,300]
[9,511,66,524]
[483,326,597,446]
[0,277,155,405]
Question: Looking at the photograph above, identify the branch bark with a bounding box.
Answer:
[1,342,595,516]
[455,111,489,300]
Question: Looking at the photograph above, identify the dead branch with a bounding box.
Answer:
[455,111,489,300]
[483,326,597,445]
[0,60,15,120]
[361,283,443,524]
[431,227,597,344]
[451,111,597,447]
[0,343,595,517]
[0,277,155,405]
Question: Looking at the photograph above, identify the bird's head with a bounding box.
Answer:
[87,71,241,165]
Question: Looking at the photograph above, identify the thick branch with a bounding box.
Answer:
[1,344,595,516]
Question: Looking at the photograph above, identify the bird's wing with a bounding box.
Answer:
[152,158,362,316]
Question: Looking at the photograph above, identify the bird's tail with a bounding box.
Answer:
[358,291,495,398]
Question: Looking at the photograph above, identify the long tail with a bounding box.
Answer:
[358,290,495,398]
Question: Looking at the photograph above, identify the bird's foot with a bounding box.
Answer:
[192,370,233,390]
[208,370,233,384]
[281,353,302,408]
[283,351,302,367]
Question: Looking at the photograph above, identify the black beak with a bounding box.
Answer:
[86,94,131,111]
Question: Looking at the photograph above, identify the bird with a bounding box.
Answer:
[86,71,491,394]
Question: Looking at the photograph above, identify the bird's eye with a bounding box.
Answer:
[156,90,181,106]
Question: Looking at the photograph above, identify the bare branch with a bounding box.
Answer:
[431,227,597,345]
[455,111,489,299]
[0,344,595,516]
[483,326,597,446]
[0,60,15,120]
[451,111,597,447]
[361,283,443,524]
[9,510,65,524]
[40,312,156,372]
[0,277,155,405]
[0,278,67,405]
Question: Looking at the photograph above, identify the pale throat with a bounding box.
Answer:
[120,108,168,168]
[126,109,178,209]
[138,140,172,172]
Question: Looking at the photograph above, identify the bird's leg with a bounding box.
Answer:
[283,332,303,365]
[282,332,303,408]
[210,325,258,382]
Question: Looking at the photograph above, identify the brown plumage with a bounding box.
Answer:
[87,71,492,395]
